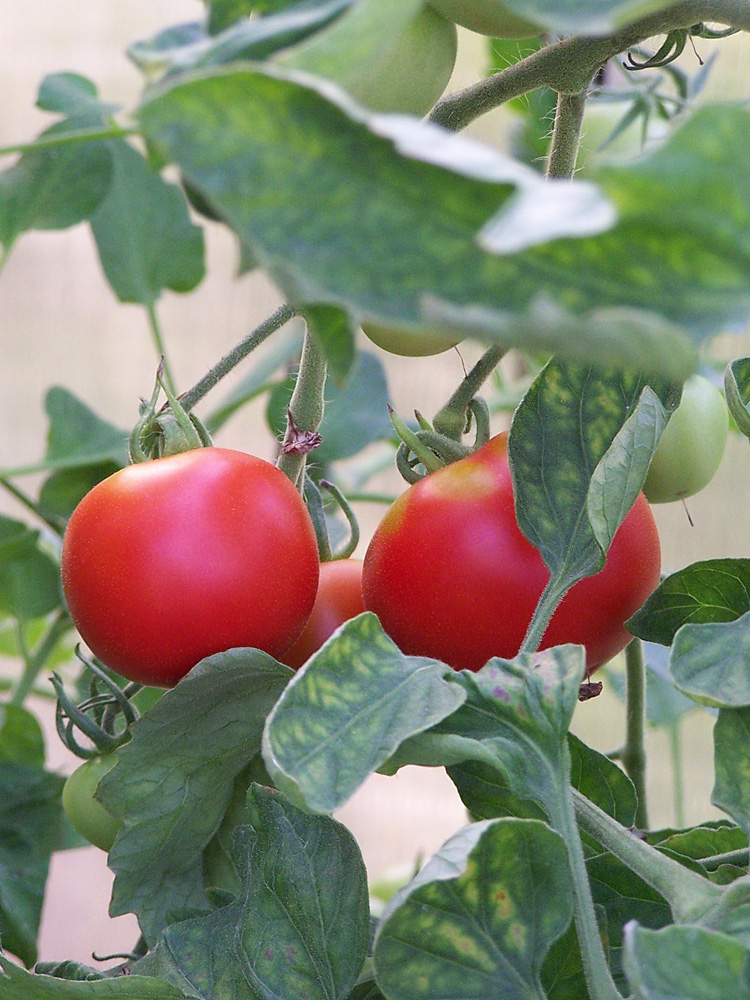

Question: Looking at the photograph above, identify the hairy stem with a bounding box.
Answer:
[180,304,297,413]
[546,87,590,179]
[669,721,686,829]
[430,2,750,133]
[433,344,506,441]
[573,788,722,922]
[276,322,328,487]
[146,303,176,395]
[622,639,649,830]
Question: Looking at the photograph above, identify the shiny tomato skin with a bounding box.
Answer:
[61,448,319,687]
[281,559,365,669]
[363,433,660,673]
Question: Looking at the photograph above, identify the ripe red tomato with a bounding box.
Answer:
[61,448,319,687]
[362,432,660,673]
[281,559,365,669]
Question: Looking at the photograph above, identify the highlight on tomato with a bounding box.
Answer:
[643,374,729,504]
[427,0,540,38]
[363,431,661,673]
[61,448,320,687]
[281,559,366,669]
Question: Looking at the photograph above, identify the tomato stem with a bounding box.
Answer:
[180,303,298,414]
[668,720,686,829]
[621,638,649,829]
[550,755,624,1000]
[432,344,505,441]
[573,787,723,923]
[146,303,176,396]
[546,87,590,180]
[277,321,327,488]
[517,577,569,656]
[429,3,750,134]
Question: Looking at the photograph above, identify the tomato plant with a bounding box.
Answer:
[61,755,121,853]
[61,448,320,687]
[643,374,729,504]
[281,559,365,669]
[428,0,539,37]
[361,322,459,356]
[4,2,750,997]
[363,431,661,672]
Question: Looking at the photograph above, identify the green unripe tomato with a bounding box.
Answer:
[643,375,729,504]
[277,5,458,116]
[62,755,122,852]
[427,0,539,37]
[361,322,460,357]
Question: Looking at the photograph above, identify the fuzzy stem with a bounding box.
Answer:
[546,88,590,179]
[146,304,176,395]
[276,323,328,487]
[551,751,623,1000]
[573,788,722,922]
[180,304,296,414]
[430,2,750,133]
[669,721,686,829]
[518,577,569,655]
[433,345,506,441]
[622,639,649,830]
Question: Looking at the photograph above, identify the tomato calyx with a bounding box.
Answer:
[52,650,140,760]
[130,361,212,463]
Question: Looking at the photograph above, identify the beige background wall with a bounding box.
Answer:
[2,1,750,967]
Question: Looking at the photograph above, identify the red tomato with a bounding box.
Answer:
[61,448,319,687]
[363,432,660,673]
[282,559,365,669]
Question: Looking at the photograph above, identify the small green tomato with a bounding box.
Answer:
[62,755,122,852]
[361,322,460,357]
[643,375,729,504]
[428,0,539,38]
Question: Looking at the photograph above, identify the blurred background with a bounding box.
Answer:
[2,0,750,967]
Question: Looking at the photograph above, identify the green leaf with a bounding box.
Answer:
[714,708,750,839]
[267,352,392,461]
[262,613,465,813]
[90,140,205,306]
[500,0,676,34]
[669,611,750,709]
[725,358,750,440]
[0,764,64,967]
[0,958,189,998]
[38,462,121,525]
[627,559,750,647]
[207,0,255,33]
[623,922,750,1000]
[509,359,676,594]
[0,516,61,621]
[449,732,637,829]
[587,853,671,988]
[373,818,573,1000]
[0,129,111,252]
[129,1,354,79]
[99,648,292,943]
[136,786,369,1000]
[0,706,45,768]
[36,72,119,120]
[649,822,748,875]
[390,647,585,819]
[136,67,704,381]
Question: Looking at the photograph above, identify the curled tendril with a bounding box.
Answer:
[625,30,689,70]
[53,650,142,759]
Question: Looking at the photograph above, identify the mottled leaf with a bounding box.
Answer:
[374,818,573,1000]
[100,649,291,943]
[136,786,368,1000]
[262,613,465,813]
